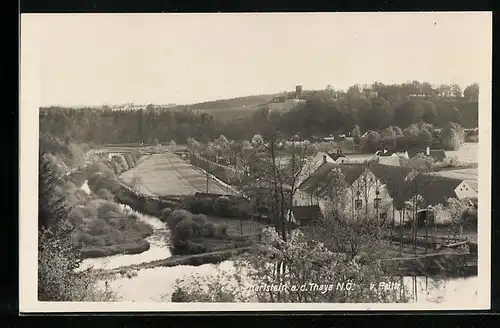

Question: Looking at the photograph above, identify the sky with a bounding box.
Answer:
[22,12,491,107]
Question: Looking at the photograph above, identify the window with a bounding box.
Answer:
[355,199,363,210]
[374,198,381,209]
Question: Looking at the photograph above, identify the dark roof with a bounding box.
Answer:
[375,149,395,157]
[429,150,447,162]
[299,162,367,196]
[327,152,347,161]
[410,174,462,207]
[291,205,323,223]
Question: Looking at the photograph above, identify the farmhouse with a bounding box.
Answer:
[327,150,349,164]
[374,149,409,166]
[293,158,477,226]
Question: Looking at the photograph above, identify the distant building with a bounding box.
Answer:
[268,85,306,114]
[374,149,409,166]
[327,150,349,164]
[408,147,447,163]
[363,88,379,99]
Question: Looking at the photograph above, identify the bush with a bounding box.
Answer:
[87,219,107,236]
[202,222,216,238]
[113,154,129,172]
[174,218,195,242]
[68,207,85,227]
[74,231,95,246]
[80,202,99,218]
[90,161,116,177]
[166,209,193,230]
[191,214,208,236]
[105,227,126,245]
[131,221,154,238]
[109,160,122,175]
[87,173,121,194]
[97,201,122,219]
[189,197,215,215]
[192,213,208,226]
[214,224,228,239]
[213,196,231,216]
[159,208,173,223]
[96,188,115,201]
[123,153,135,169]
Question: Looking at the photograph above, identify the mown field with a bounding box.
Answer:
[120,152,239,196]
[204,215,270,236]
[430,168,478,191]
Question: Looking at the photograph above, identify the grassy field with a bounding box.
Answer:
[205,215,270,236]
[430,168,478,191]
[120,152,239,196]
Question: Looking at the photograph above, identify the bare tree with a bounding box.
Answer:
[248,131,312,241]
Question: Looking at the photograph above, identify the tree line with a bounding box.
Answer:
[39,81,478,146]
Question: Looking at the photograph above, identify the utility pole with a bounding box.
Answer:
[206,169,209,193]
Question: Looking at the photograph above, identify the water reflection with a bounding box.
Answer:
[79,204,171,271]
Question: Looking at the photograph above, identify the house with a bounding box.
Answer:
[401,174,478,226]
[286,205,324,226]
[294,157,477,227]
[294,161,402,223]
[327,150,349,164]
[374,149,409,166]
[408,147,447,163]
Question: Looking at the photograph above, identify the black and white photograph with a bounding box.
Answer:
[20,12,491,312]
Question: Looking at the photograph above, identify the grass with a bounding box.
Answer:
[204,215,269,236]
[80,240,151,258]
[120,152,238,196]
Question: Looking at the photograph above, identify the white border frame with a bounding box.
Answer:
[19,12,492,312]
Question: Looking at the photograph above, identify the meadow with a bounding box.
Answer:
[120,152,238,196]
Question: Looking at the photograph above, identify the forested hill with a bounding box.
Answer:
[39,82,479,145]
[176,94,276,111]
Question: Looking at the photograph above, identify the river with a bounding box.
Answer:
[78,181,480,305]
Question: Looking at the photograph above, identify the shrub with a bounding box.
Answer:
[72,231,94,246]
[114,154,129,172]
[214,224,228,239]
[97,201,122,219]
[213,196,231,216]
[191,214,208,236]
[192,214,208,226]
[174,218,195,242]
[87,173,121,194]
[108,160,122,175]
[87,219,107,236]
[109,217,129,230]
[123,153,135,169]
[202,222,216,238]
[166,209,193,230]
[131,221,154,238]
[159,208,173,223]
[90,161,116,177]
[68,208,85,227]
[80,202,99,218]
[105,227,126,245]
[96,188,115,201]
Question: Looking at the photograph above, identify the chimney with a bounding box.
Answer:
[323,154,327,164]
